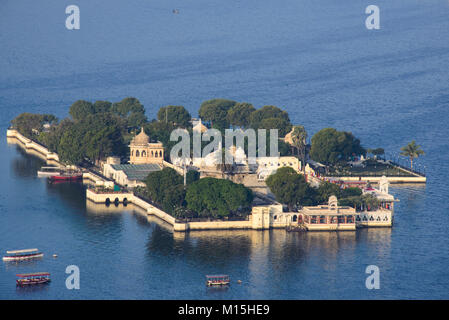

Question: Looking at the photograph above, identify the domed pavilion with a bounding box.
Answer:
[129,129,164,164]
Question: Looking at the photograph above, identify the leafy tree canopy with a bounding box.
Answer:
[265,167,315,209]
[227,102,256,128]
[58,113,127,165]
[157,105,191,127]
[93,100,112,113]
[258,117,292,137]
[249,105,290,130]
[11,113,57,138]
[111,97,147,128]
[185,177,253,218]
[186,170,200,185]
[316,181,342,204]
[198,98,237,131]
[145,167,183,204]
[69,100,95,120]
[310,128,365,165]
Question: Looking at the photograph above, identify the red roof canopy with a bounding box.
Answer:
[16,272,50,277]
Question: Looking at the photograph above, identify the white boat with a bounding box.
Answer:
[2,248,44,261]
[37,166,61,177]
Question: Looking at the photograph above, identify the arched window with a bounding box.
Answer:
[136,150,140,157]
[292,215,297,222]
[155,151,158,158]
[142,150,146,157]
[131,150,134,157]
[151,151,154,157]
[159,151,162,157]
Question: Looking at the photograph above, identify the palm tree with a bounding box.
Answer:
[400,140,424,169]
[290,125,307,171]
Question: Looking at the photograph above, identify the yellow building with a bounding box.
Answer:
[129,129,164,164]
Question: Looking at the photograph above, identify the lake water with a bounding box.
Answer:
[1,0,449,299]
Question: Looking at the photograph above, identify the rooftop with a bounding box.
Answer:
[111,163,162,181]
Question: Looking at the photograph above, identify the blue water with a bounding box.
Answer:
[1,0,449,299]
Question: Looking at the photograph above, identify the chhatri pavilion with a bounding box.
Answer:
[129,129,164,165]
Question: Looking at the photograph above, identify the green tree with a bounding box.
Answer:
[69,100,95,120]
[93,100,112,113]
[310,128,365,165]
[11,113,57,138]
[38,118,73,152]
[340,187,362,198]
[185,178,253,218]
[249,105,290,130]
[111,97,147,128]
[57,113,127,165]
[186,170,200,185]
[58,125,86,164]
[162,184,186,214]
[227,102,256,128]
[198,98,237,131]
[265,167,314,209]
[145,167,183,204]
[361,193,380,210]
[400,140,424,169]
[258,117,292,137]
[316,181,342,204]
[157,105,191,127]
[290,125,307,170]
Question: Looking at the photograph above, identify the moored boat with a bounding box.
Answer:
[2,248,44,261]
[48,172,82,182]
[16,272,51,286]
[206,275,230,287]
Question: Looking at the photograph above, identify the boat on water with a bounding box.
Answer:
[37,166,62,177]
[2,248,44,261]
[48,171,83,182]
[206,275,230,287]
[16,272,51,286]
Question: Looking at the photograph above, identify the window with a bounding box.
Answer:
[136,150,140,157]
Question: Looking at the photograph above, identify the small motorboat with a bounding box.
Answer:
[2,248,44,262]
[206,275,230,287]
[16,272,51,286]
